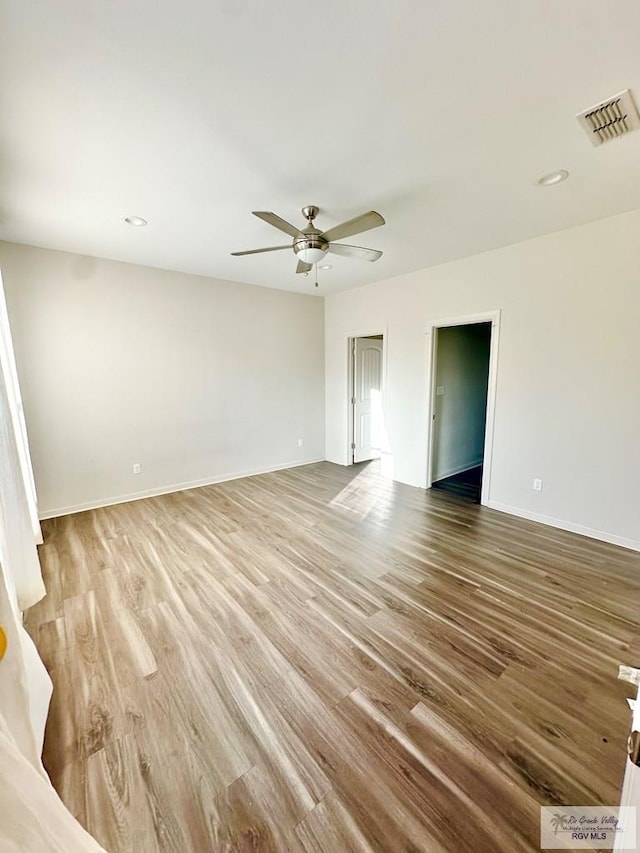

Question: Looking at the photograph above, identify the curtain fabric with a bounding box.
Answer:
[0,282,105,849]
[0,273,43,573]
[0,715,105,853]
[0,366,50,764]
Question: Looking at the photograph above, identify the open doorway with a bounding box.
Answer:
[426,312,500,505]
[349,334,384,464]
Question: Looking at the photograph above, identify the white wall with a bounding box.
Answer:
[325,208,640,550]
[0,242,325,517]
[432,323,491,481]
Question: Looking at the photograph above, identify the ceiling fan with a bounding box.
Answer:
[231,205,385,275]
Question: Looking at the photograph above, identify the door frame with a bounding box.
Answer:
[425,310,500,505]
[346,328,387,465]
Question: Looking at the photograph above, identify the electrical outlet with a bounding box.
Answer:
[533,478,542,491]
[298,438,304,447]
[133,463,141,474]
[436,386,445,396]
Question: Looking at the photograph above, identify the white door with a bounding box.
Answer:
[353,337,383,463]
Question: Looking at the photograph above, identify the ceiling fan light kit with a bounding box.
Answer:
[231,204,385,282]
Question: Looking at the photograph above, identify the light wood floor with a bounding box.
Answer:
[26,461,640,852]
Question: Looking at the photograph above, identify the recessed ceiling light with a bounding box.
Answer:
[123,215,148,226]
[535,170,569,187]
[319,264,332,270]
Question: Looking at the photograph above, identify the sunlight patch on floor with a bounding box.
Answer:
[328,464,397,521]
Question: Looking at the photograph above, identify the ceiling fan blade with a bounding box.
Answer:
[321,210,385,243]
[328,243,383,262]
[231,245,290,256]
[296,260,312,274]
[252,211,303,238]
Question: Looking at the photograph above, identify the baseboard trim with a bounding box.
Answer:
[39,458,326,520]
[486,500,640,553]
[432,459,483,483]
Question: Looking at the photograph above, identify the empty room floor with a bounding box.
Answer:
[26,461,640,852]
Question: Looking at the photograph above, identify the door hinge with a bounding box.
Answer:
[351,397,356,405]
[351,442,356,450]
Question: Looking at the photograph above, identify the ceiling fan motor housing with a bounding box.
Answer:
[293,231,329,260]
[293,205,329,262]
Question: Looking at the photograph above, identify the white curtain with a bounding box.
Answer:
[0,273,43,562]
[0,360,50,764]
[0,714,105,853]
[0,273,105,851]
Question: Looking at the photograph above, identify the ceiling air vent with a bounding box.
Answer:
[577,89,640,146]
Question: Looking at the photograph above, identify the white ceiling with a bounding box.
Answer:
[2,1,640,295]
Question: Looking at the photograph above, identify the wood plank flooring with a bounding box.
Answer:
[25,461,640,852]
